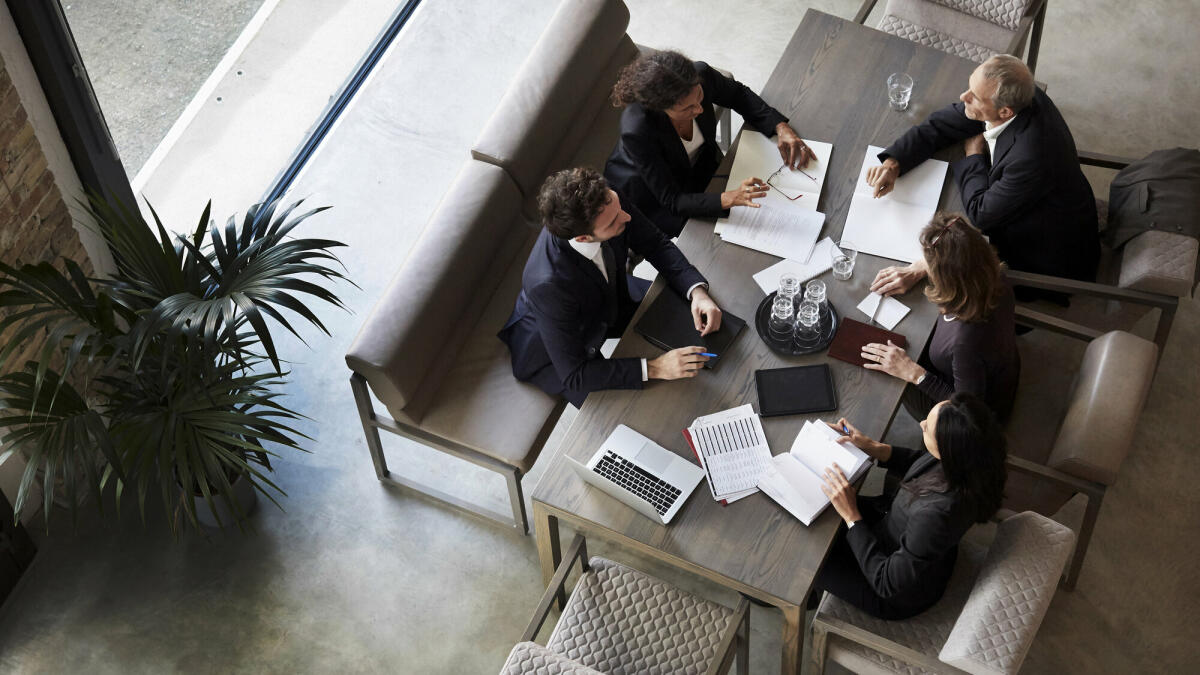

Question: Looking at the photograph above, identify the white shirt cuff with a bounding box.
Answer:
[686,282,709,300]
[641,358,649,382]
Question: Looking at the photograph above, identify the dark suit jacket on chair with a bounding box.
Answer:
[604,61,789,237]
[498,195,706,407]
[882,87,1099,280]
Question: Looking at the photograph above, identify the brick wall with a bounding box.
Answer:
[1,51,93,371]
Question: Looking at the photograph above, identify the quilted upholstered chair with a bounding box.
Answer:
[1001,329,1157,589]
[499,535,750,675]
[854,0,1049,74]
[810,511,1075,675]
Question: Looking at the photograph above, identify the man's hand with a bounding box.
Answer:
[820,464,862,526]
[963,133,986,156]
[690,287,723,336]
[870,259,927,296]
[865,157,899,198]
[775,122,814,169]
[861,340,926,384]
[647,346,709,380]
[720,176,768,209]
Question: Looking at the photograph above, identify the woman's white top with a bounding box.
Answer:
[678,119,705,164]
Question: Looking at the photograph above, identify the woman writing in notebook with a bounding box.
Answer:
[859,213,1020,421]
[604,50,814,238]
[810,392,1007,620]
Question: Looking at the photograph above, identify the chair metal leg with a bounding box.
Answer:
[1063,489,1104,589]
[1027,0,1048,75]
[1152,303,1176,365]
[506,468,529,535]
[350,373,390,480]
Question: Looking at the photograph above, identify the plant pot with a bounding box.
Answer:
[193,475,258,529]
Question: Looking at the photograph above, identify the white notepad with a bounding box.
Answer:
[856,292,911,330]
[751,237,837,295]
[757,420,872,526]
[841,145,947,263]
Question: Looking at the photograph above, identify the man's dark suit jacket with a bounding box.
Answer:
[882,87,1099,280]
[604,61,788,237]
[498,195,706,407]
[845,446,976,618]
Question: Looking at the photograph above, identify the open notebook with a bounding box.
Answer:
[841,145,947,263]
[756,420,872,526]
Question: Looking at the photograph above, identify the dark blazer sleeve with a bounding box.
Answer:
[917,338,987,403]
[951,143,1046,234]
[697,62,787,136]
[526,280,644,396]
[618,112,724,219]
[844,499,963,599]
[624,201,707,297]
[879,445,923,475]
[882,102,983,174]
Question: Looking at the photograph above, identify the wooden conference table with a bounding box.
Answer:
[529,9,978,674]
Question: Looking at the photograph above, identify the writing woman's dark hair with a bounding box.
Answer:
[611,50,700,111]
[537,167,611,239]
[903,392,1007,523]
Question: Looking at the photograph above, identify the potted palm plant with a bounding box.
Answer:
[0,195,350,532]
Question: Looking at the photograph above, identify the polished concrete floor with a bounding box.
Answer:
[0,0,1197,673]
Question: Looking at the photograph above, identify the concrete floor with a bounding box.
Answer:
[1,0,1198,673]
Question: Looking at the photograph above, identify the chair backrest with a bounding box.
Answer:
[939,511,1075,675]
[498,641,603,675]
[471,0,633,203]
[1047,330,1158,485]
[344,160,526,417]
[929,0,1033,30]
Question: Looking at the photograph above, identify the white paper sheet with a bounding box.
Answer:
[716,132,833,233]
[688,405,773,501]
[841,145,948,263]
[789,421,869,478]
[751,237,837,295]
[719,206,824,260]
[856,292,911,330]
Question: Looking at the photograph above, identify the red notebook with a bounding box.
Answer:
[827,318,907,367]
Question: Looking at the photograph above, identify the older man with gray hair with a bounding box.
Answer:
[867,54,1099,298]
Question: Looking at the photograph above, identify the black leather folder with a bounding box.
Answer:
[633,289,745,370]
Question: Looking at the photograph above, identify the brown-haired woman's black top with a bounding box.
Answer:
[917,282,1020,420]
[604,62,787,237]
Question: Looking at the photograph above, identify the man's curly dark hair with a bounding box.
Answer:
[537,167,612,239]
[611,50,699,111]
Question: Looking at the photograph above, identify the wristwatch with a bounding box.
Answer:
[913,372,926,386]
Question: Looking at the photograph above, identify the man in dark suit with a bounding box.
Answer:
[868,55,1099,297]
[499,167,723,407]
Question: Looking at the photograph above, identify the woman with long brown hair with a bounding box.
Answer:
[604,50,813,237]
[860,212,1020,420]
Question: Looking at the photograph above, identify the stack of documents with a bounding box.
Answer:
[757,420,873,526]
[841,145,948,263]
[715,131,834,261]
[682,404,773,504]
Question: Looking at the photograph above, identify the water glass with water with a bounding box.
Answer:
[887,72,913,111]
[831,240,858,281]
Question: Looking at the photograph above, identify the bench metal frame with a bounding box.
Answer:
[350,372,564,534]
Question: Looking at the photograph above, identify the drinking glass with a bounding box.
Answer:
[793,300,821,348]
[805,279,831,328]
[778,273,801,305]
[887,72,913,111]
[831,240,858,281]
[768,295,795,344]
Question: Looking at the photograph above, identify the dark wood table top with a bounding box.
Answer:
[530,9,980,608]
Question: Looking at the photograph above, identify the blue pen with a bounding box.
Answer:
[699,352,718,358]
[841,423,850,435]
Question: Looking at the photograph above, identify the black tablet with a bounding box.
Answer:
[754,364,837,417]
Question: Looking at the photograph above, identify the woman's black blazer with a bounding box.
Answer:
[604,61,787,237]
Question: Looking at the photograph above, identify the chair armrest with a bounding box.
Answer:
[1006,456,1106,498]
[814,613,952,673]
[703,597,750,675]
[521,534,589,642]
[854,0,880,24]
[1006,270,1178,309]
[1014,306,1103,342]
[1078,150,1135,170]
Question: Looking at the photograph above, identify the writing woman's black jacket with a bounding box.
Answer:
[604,61,787,237]
[846,446,976,616]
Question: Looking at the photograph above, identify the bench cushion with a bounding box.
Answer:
[471,0,632,199]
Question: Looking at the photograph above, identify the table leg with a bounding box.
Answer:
[532,502,564,609]
[781,603,804,675]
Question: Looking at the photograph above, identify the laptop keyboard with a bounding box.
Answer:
[594,450,681,516]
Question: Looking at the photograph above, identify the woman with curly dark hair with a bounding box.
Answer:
[811,392,1008,619]
[604,50,813,237]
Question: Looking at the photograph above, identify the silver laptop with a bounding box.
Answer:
[567,424,704,524]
